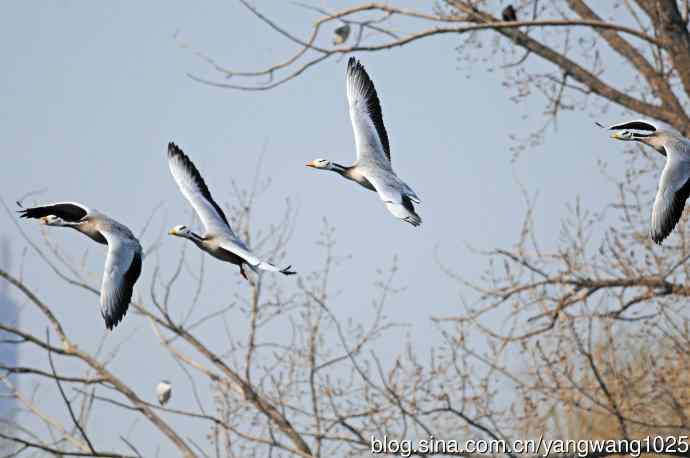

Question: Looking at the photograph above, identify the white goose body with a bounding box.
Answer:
[607,120,690,244]
[19,202,143,329]
[167,143,296,279]
[307,58,422,227]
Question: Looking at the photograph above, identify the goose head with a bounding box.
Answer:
[168,225,192,238]
[611,129,678,153]
[306,158,332,170]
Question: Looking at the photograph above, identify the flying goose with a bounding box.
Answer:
[605,119,690,244]
[167,142,296,279]
[19,202,142,329]
[306,57,422,227]
[157,380,172,406]
[502,5,517,21]
[333,23,351,45]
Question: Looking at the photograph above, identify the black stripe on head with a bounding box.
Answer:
[347,57,391,162]
[608,121,656,131]
[18,203,88,222]
[632,132,653,138]
[167,142,230,227]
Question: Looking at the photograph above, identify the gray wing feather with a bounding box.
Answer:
[347,58,391,167]
[366,173,422,226]
[99,227,142,329]
[218,238,295,274]
[651,154,690,244]
[168,143,236,237]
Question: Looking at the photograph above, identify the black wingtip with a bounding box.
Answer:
[651,233,665,246]
[17,208,34,219]
[402,215,422,227]
[347,57,364,76]
[168,141,182,156]
[16,201,27,218]
[280,265,297,276]
[103,315,116,330]
[102,310,125,330]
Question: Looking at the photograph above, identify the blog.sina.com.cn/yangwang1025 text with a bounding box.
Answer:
[370,434,690,457]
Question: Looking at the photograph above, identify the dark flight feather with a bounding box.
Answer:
[18,203,88,222]
[651,177,690,245]
[168,142,230,227]
[103,250,142,330]
[347,57,391,162]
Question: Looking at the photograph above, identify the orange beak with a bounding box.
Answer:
[305,160,317,168]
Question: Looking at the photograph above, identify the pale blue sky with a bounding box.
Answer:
[0,1,640,454]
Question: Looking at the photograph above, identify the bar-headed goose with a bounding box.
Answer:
[502,5,517,21]
[306,57,422,227]
[605,119,690,244]
[19,202,142,329]
[157,380,172,406]
[167,142,296,279]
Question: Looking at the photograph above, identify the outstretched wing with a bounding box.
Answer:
[218,238,296,275]
[18,202,90,221]
[606,120,657,131]
[167,142,235,237]
[651,154,690,244]
[366,173,422,227]
[347,58,391,166]
[99,228,142,329]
